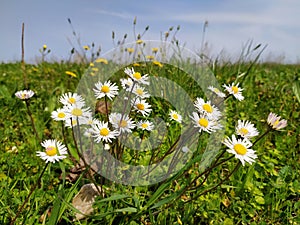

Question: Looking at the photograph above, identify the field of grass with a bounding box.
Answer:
[0,50,300,225]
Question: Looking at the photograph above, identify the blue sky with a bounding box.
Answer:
[1,0,300,63]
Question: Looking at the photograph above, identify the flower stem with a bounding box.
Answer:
[253,126,272,146]
[25,100,41,143]
[10,163,49,225]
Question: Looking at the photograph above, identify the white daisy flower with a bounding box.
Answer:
[124,67,149,85]
[132,85,150,99]
[267,112,287,130]
[137,120,154,131]
[63,104,92,125]
[235,120,259,139]
[208,86,226,98]
[223,135,257,166]
[194,97,221,120]
[169,110,182,123]
[120,77,134,91]
[109,112,135,133]
[15,90,35,100]
[223,83,244,101]
[131,98,152,117]
[91,120,119,143]
[37,139,68,163]
[94,80,119,100]
[51,108,70,121]
[59,92,85,106]
[190,112,222,134]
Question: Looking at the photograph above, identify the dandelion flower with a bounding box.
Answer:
[51,108,70,121]
[91,120,119,143]
[267,112,287,130]
[132,98,152,117]
[137,120,154,131]
[94,80,119,100]
[194,97,221,120]
[126,48,135,53]
[95,58,108,64]
[65,71,77,78]
[223,83,244,101]
[190,112,222,133]
[83,45,90,51]
[109,112,135,133]
[223,135,257,166]
[153,61,163,68]
[37,139,68,163]
[124,67,149,85]
[235,120,259,139]
[15,90,35,100]
[169,110,182,123]
[59,92,85,106]
[152,47,159,53]
[136,39,143,44]
[208,86,226,98]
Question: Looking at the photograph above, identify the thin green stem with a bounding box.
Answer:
[10,163,49,225]
[25,100,41,142]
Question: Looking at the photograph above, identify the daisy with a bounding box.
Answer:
[15,90,35,100]
[109,112,135,133]
[235,120,259,139]
[132,85,150,99]
[223,135,257,166]
[37,139,68,163]
[59,92,85,106]
[194,98,221,120]
[190,112,222,134]
[120,77,134,91]
[267,112,287,130]
[91,120,119,143]
[208,86,226,98]
[51,108,70,121]
[223,83,244,101]
[94,80,119,100]
[131,98,152,117]
[169,110,182,123]
[137,120,154,131]
[124,67,149,85]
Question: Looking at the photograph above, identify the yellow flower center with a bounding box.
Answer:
[198,118,208,128]
[46,146,57,156]
[141,123,148,129]
[172,114,179,120]
[233,143,247,155]
[136,103,145,110]
[101,85,110,93]
[213,88,220,93]
[72,108,83,116]
[100,128,109,136]
[239,128,249,135]
[57,112,65,118]
[232,86,239,94]
[133,72,141,80]
[21,93,26,99]
[273,119,279,126]
[203,103,213,113]
[68,97,76,104]
[136,88,144,95]
[119,120,128,128]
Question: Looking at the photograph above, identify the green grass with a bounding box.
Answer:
[0,60,299,225]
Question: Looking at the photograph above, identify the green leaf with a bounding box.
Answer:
[115,207,137,213]
[292,80,300,103]
[255,196,265,205]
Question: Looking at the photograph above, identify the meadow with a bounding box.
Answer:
[0,21,300,225]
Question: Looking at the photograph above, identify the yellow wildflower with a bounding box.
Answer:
[95,58,108,64]
[65,71,77,78]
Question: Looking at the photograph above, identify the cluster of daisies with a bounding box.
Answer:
[15,71,287,166]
